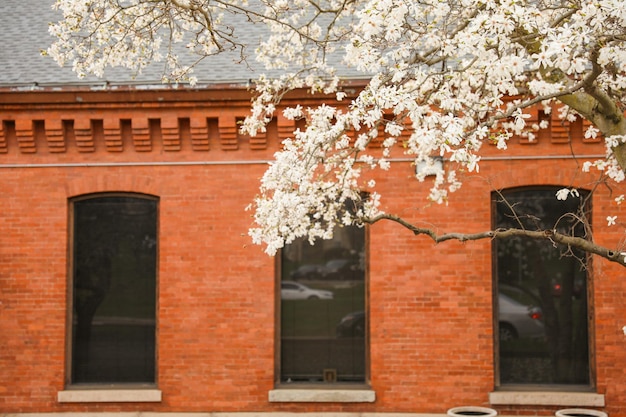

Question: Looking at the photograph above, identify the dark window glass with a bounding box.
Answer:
[280,226,366,383]
[494,188,590,385]
[71,196,157,384]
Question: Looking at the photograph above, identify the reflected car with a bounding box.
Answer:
[498,293,544,341]
[324,259,363,280]
[290,264,325,280]
[290,259,363,281]
[281,281,334,300]
[336,311,365,337]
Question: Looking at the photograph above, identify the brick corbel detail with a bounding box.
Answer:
[218,116,239,150]
[132,118,151,152]
[161,117,181,151]
[0,121,6,153]
[103,118,123,152]
[45,119,66,153]
[248,117,267,150]
[190,117,210,151]
[551,110,570,143]
[277,116,295,141]
[74,118,94,152]
[15,119,36,153]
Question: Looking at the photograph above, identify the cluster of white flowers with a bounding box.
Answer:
[556,188,580,201]
[47,0,626,255]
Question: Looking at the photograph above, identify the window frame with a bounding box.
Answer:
[274,226,371,391]
[491,186,596,392]
[65,192,160,389]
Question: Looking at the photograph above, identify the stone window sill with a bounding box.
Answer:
[489,391,604,407]
[268,388,375,403]
[57,388,162,403]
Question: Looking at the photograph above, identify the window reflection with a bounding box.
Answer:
[494,188,589,385]
[280,226,366,383]
[72,196,157,384]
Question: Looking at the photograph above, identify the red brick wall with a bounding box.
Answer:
[1,87,625,415]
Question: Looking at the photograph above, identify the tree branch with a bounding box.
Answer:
[363,213,626,267]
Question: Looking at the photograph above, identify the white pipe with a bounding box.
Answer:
[0,160,272,168]
[0,154,606,169]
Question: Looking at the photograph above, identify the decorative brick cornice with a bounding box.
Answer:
[218,116,239,151]
[161,117,181,152]
[551,117,570,143]
[248,117,268,150]
[0,113,271,155]
[15,119,36,153]
[0,107,604,156]
[103,118,123,152]
[189,117,210,151]
[277,116,295,142]
[73,118,95,153]
[45,119,65,153]
[504,106,605,146]
[132,117,152,152]
[0,121,6,154]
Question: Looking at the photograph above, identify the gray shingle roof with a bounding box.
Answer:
[0,0,362,88]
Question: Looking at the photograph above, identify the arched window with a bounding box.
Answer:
[493,187,590,387]
[70,194,158,384]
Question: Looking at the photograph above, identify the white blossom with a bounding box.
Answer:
[556,188,579,201]
[556,189,568,201]
[46,0,626,257]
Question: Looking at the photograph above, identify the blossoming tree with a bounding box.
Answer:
[48,0,626,268]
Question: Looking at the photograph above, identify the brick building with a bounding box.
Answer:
[1,1,625,417]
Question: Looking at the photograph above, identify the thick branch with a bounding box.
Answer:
[363,213,626,267]
[510,13,626,169]
[557,55,626,168]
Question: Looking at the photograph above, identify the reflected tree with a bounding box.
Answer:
[495,187,589,384]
